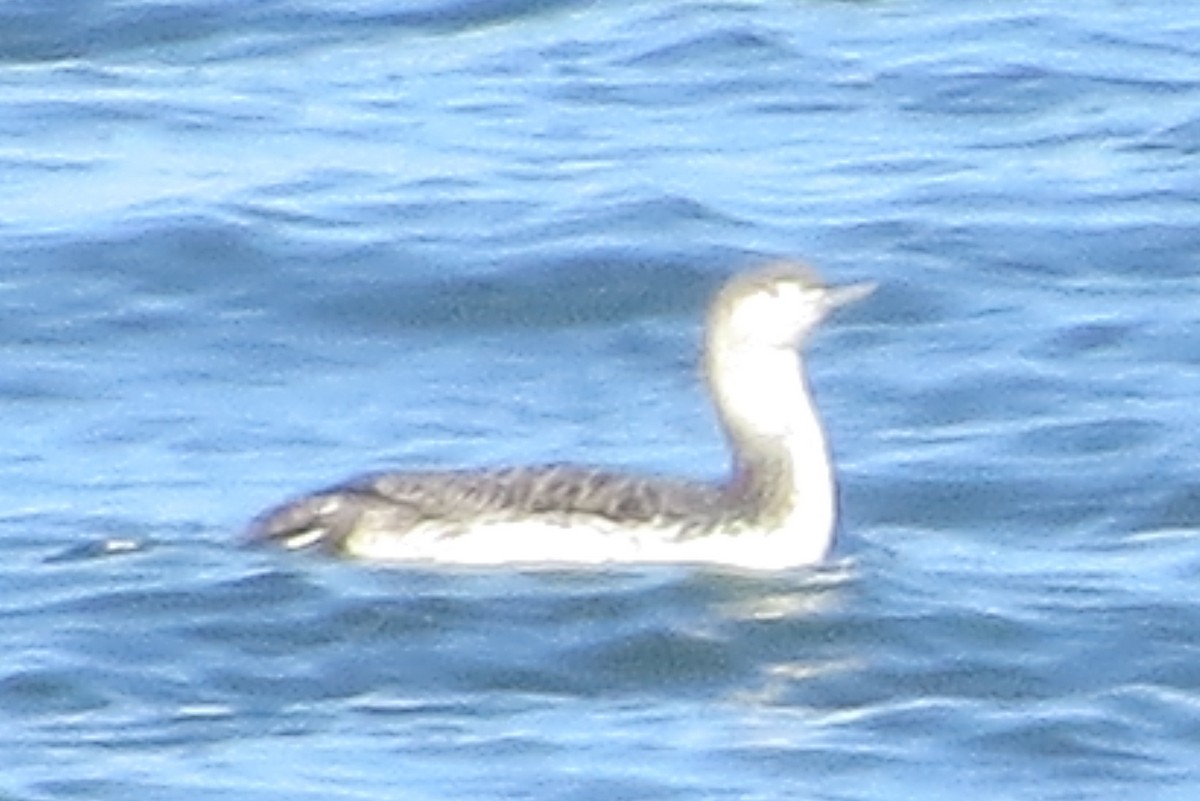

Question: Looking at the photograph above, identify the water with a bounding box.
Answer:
[4,1,1200,798]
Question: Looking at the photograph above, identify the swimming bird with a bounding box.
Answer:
[246,263,873,570]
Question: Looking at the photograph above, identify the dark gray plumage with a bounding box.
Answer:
[249,465,753,553]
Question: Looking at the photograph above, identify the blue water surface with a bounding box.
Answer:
[4,1,1200,799]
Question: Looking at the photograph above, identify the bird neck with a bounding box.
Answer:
[705,339,836,561]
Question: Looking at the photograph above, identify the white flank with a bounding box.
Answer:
[345,518,820,571]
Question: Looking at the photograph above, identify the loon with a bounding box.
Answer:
[246,263,874,570]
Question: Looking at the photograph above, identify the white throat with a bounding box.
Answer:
[707,341,836,563]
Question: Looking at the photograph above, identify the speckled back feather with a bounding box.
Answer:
[249,465,735,553]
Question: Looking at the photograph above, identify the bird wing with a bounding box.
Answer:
[246,465,727,554]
